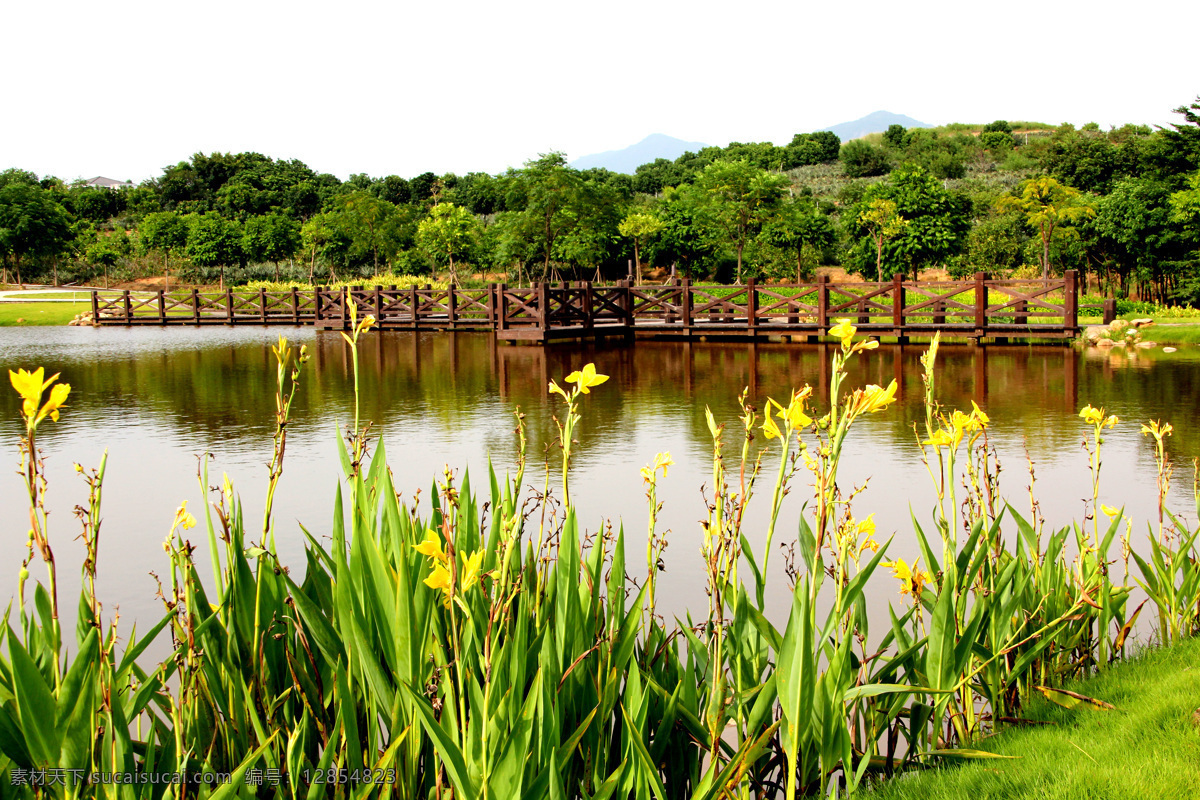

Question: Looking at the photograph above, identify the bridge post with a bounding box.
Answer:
[497,283,509,331]
[681,277,692,328]
[746,278,757,330]
[314,288,323,325]
[192,288,201,325]
[583,281,594,329]
[537,281,550,329]
[447,283,457,328]
[225,288,234,325]
[157,290,166,323]
[259,287,267,324]
[1064,270,1078,333]
[817,274,829,334]
[621,279,634,327]
[91,290,100,326]
[291,286,300,324]
[375,285,385,326]
[1102,298,1116,325]
[974,272,988,340]
[892,274,905,342]
[410,285,419,328]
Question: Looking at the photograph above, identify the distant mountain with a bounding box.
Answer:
[571,134,709,174]
[817,111,932,142]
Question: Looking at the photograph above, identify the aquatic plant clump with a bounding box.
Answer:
[1,319,1197,799]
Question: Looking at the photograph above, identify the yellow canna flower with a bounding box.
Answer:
[1140,420,1173,440]
[640,451,676,479]
[548,379,569,401]
[413,528,447,563]
[924,428,956,449]
[35,381,71,424]
[565,363,609,394]
[761,412,782,440]
[970,401,990,427]
[849,381,898,416]
[856,514,876,536]
[1079,405,1103,425]
[886,557,932,599]
[1100,504,1122,518]
[9,367,54,402]
[424,563,453,606]
[829,319,856,347]
[460,550,484,593]
[172,500,197,531]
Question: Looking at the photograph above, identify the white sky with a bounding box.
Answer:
[3,0,1198,184]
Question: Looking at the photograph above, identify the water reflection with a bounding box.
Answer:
[1,327,1197,630]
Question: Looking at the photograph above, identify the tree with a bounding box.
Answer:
[858,198,907,282]
[759,196,835,282]
[337,191,403,276]
[840,140,891,178]
[503,153,588,281]
[847,166,970,280]
[243,213,301,282]
[0,182,73,286]
[618,211,665,284]
[415,203,481,286]
[695,160,789,282]
[883,124,907,149]
[186,212,243,288]
[300,213,343,285]
[140,211,190,289]
[996,176,1096,280]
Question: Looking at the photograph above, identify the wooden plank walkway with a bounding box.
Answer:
[91,271,1097,344]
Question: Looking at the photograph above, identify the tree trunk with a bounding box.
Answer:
[633,240,642,286]
[309,247,317,286]
[1041,221,1051,282]
[876,235,884,283]
[220,264,225,290]
[15,255,23,287]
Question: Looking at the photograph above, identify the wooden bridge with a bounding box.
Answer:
[91,271,1095,344]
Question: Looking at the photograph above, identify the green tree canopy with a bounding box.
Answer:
[694,160,790,282]
[415,203,482,286]
[996,176,1096,280]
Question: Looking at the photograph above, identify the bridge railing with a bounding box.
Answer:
[90,272,1083,335]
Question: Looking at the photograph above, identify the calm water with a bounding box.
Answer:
[1,327,1198,629]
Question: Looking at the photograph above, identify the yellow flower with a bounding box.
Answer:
[548,379,569,401]
[9,367,53,402]
[856,514,876,536]
[10,367,70,426]
[970,401,990,427]
[775,388,814,429]
[413,528,447,563]
[1100,504,1122,519]
[1140,420,1173,440]
[35,381,71,424]
[565,363,609,394]
[924,428,957,449]
[424,563,452,606]
[886,557,932,599]
[761,412,782,440]
[460,550,484,593]
[172,501,197,531]
[829,318,856,347]
[642,451,676,481]
[849,381,898,416]
[1079,405,1103,425]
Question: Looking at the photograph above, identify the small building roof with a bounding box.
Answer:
[85,176,133,189]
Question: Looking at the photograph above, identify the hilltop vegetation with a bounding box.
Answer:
[2,99,1200,304]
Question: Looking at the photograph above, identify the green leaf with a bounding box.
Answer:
[7,630,58,767]
[401,683,479,799]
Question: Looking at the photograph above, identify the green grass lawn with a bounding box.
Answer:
[0,301,91,326]
[865,635,1200,800]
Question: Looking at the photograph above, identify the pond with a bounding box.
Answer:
[1,327,1198,630]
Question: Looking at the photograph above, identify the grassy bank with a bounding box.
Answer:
[0,301,90,325]
[866,635,1200,800]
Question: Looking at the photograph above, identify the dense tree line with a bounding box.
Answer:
[3,97,1200,302]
